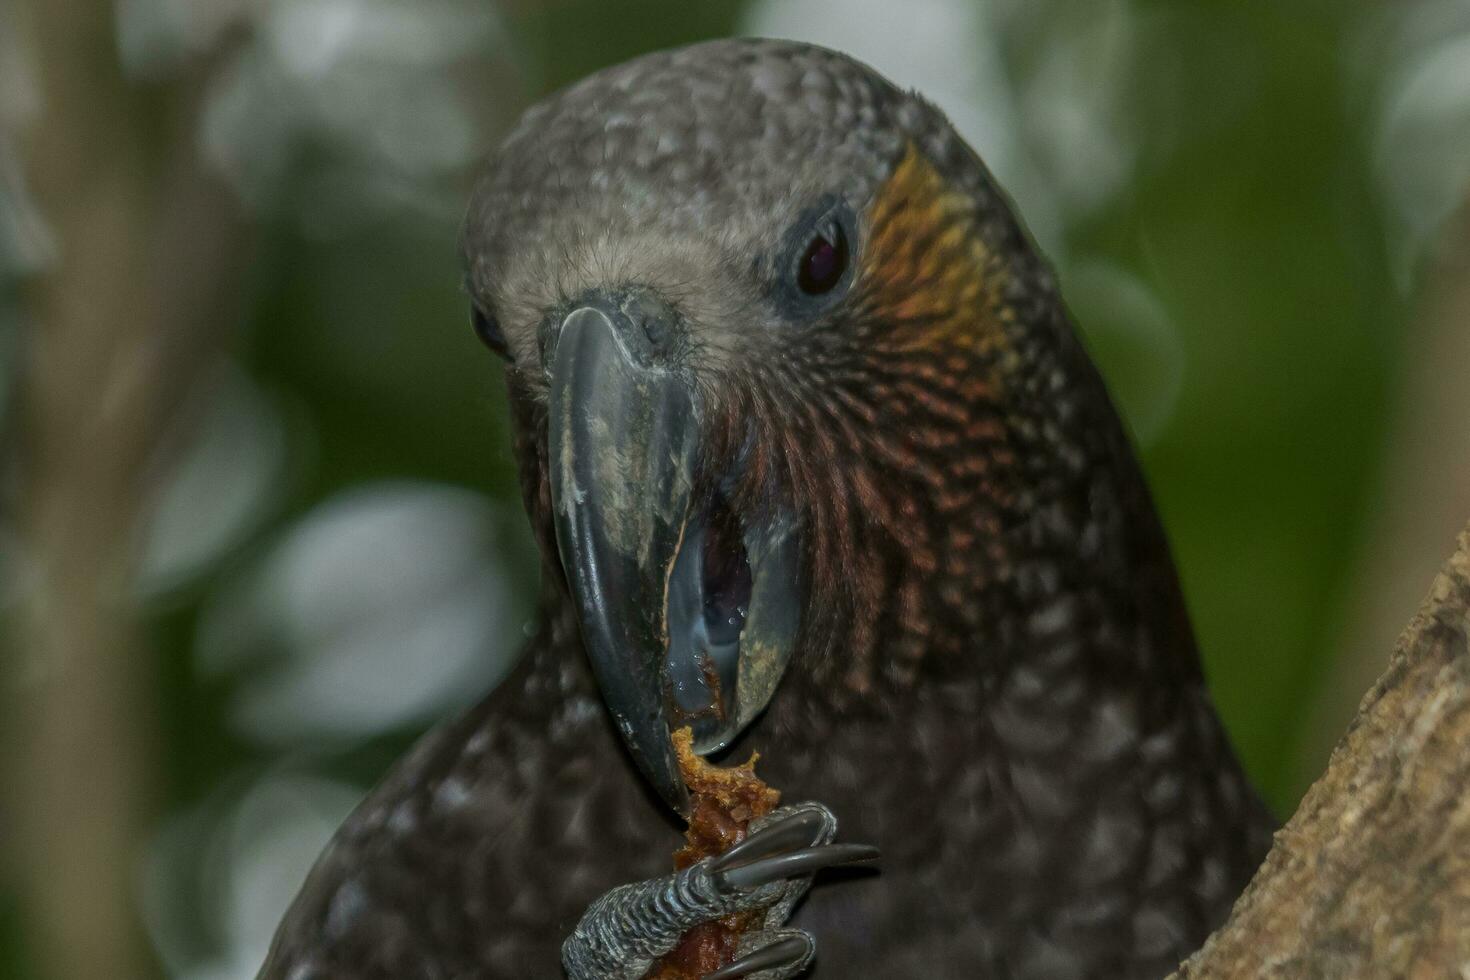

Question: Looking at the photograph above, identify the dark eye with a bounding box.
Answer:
[773,198,857,316]
[470,304,508,358]
[797,220,849,295]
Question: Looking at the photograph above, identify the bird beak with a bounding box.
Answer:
[547,304,700,816]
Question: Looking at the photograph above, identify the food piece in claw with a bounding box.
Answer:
[645,728,781,979]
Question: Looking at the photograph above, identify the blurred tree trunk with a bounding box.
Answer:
[1297,210,1470,789]
[9,0,247,977]
[1171,522,1470,977]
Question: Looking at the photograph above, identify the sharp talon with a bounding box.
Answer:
[702,935,813,980]
[716,842,880,891]
[712,809,829,871]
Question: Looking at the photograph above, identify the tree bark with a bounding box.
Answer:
[7,2,248,978]
[1171,522,1470,978]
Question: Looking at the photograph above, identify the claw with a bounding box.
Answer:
[712,808,833,871]
[703,933,814,980]
[710,803,879,894]
[715,843,880,891]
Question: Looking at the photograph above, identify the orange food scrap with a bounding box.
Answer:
[643,728,781,980]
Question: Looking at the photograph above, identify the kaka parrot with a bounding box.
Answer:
[258,38,1274,980]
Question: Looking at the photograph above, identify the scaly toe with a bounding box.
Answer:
[703,931,815,980]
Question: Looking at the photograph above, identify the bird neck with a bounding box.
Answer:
[783,293,1204,711]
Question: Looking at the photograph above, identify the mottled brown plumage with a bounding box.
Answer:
[259,38,1273,979]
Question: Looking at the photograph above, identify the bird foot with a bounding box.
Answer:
[561,802,877,980]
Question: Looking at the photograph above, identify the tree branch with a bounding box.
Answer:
[1171,522,1470,977]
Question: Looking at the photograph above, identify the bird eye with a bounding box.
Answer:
[797,220,849,295]
[470,304,509,358]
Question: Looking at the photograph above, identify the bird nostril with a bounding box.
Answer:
[641,314,670,350]
[619,289,681,360]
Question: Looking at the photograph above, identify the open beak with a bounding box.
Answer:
[548,298,801,817]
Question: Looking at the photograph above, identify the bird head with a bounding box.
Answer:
[460,40,1153,816]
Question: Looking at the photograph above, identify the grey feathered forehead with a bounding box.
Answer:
[461,40,991,293]
[459,37,1027,353]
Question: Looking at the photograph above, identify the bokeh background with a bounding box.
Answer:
[3,0,1470,977]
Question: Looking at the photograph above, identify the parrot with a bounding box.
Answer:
[257,38,1275,980]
